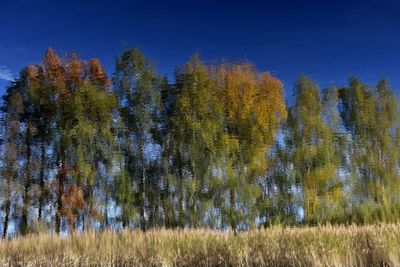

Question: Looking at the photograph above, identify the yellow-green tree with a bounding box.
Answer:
[289,76,343,223]
[169,55,226,227]
[113,48,162,230]
[340,78,400,222]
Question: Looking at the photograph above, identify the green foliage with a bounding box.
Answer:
[113,48,162,230]
[169,55,226,227]
[288,76,343,224]
[2,48,400,238]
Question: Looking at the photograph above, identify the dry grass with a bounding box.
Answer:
[1,224,400,266]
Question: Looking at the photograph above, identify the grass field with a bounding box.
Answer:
[1,224,400,266]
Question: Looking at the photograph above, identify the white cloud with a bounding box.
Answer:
[0,65,14,81]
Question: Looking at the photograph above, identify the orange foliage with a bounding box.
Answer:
[26,48,111,234]
[60,185,85,235]
[211,63,287,173]
[28,48,110,98]
[88,58,109,87]
[43,48,66,90]
[67,53,83,88]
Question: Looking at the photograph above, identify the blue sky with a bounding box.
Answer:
[0,0,399,98]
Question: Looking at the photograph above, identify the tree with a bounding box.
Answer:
[257,139,297,226]
[288,76,343,223]
[62,81,117,230]
[211,63,287,232]
[374,79,400,218]
[4,46,400,236]
[0,82,24,238]
[23,48,115,234]
[168,55,226,228]
[339,78,400,222]
[113,48,162,230]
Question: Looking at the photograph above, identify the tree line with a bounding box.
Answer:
[1,48,399,237]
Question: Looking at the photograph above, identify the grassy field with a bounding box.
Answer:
[1,224,400,266]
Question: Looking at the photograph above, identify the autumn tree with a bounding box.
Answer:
[3,46,400,236]
[211,63,287,232]
[22,48,115,233]
[63,81,117,230]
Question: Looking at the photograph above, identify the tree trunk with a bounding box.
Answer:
[230,188,237,235]
[139,142,147,231]
[161,178,172,228]
[38,142,46,221]
[55,160,65,234]
[21,127,32,235]
[177,151,184,229]
[85,183,94,229]
[103,193,109,230]
[2,198,11,239]
[153,187,159,228]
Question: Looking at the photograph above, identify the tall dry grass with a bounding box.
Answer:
[1,224,400,266]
